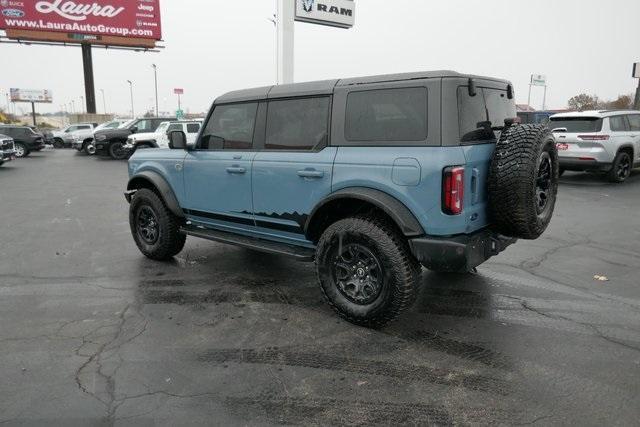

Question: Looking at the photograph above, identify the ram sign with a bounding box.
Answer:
[295,0,355,29]
[10,88,53,103]
[0,0,162,48]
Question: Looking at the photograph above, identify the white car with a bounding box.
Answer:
[124,121,202,152]
[549,110,640,182]
[52,123,96,149]
[72,120,127,155]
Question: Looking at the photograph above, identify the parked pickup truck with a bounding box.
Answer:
[125,71,559,327]
[0,134,16,166]
[52,123,97,149]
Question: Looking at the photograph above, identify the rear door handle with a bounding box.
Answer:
[226,166,246,174]
[297,169,324,179]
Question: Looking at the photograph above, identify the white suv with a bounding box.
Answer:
[549,110,640,182]
[124,120,202,153]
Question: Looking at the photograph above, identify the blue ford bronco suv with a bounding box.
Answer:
[125,71,559,327]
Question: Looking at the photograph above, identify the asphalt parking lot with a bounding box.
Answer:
[1,149,639,426]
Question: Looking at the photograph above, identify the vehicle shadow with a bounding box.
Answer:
[559,169,640,186]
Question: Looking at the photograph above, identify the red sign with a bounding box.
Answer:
[0,0,162,41]
[174,88,184,95]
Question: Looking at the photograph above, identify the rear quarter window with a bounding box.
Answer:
[345,87,428,142]
[457,86,516,143]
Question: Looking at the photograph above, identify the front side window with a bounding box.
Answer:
[346,88,427,142]
[187,123,201,133]
[265,97,330,151]
[609,116,628,132]
[200,103,258,150]
[166,124,181,133]
[78,125,91,130]
[134,120,154,132]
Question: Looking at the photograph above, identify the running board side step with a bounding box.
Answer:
[180,225,315,261]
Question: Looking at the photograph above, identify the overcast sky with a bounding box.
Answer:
[1,0,639,116]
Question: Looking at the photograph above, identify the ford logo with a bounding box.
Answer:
[2,8,25,17]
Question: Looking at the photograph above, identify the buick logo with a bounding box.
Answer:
[301,0,314,12]
[2,8,25,17]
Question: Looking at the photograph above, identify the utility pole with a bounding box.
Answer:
[127,80,134,118]
[635,79,640,110]
[31,102,36,126]
[152,64,159,117]
[100,89,107,115]
[81,43,97,114]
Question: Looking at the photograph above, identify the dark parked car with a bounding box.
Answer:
[0,125,46,158]
[94,118,176,160]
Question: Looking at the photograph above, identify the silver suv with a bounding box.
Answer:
[549,110,640,182]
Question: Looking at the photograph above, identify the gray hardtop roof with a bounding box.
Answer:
[215,71,510,104]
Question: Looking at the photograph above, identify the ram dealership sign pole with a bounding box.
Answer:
[277,0,355,84]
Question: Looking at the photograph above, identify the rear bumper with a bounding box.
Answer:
[409,229,517,273]
[559,158,611,172]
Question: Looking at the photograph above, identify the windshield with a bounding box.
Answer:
[119,119,137,129]
[549,117,603,133]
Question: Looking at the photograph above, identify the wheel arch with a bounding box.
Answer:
[127,171,184,218]
[617,145,634,159]
[305,187,425,243]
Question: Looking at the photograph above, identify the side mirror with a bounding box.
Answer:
[168,130,187,150]
[130,126,138,134]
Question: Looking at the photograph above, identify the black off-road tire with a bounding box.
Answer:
[109,141,128,160]
[316,216,421,328]
[129,188,186,260]
[488,124,559,239]
[53,138,64,149]
[607,151,632,183]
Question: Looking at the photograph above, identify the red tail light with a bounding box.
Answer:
[443,166,465,215]
[578,134,609,141]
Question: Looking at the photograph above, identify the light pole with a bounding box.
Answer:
[80,96,85,114]
[71,100,75,115]
[100,89,106,115]
[152,64,159,117]
[127,80,134,118]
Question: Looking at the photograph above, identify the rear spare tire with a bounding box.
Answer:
[488,124,558,239]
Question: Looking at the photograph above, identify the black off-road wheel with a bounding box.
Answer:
[488,124,559,239]
[316,216,421,328]
[129,189,186,260]
[53,138,64,149]
[607,151,632,183]
[109,141,128,160]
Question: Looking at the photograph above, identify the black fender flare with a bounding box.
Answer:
[305,187,425,239]
[126,170,184,218]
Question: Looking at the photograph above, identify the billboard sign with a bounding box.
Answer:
[0,0,162,44]
[173,88,184,95]
[530,74,547,87]
[295,0,355,29]
[10,88,53,103]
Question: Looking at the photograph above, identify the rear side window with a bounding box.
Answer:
[345,88,427,142]
[609,116,628,132]
[458,87,516,143]
[265,97,330,151]
[201,103,258,150]
[549,117,603,133]
[628,115,640,131]
[187,123,201,133]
